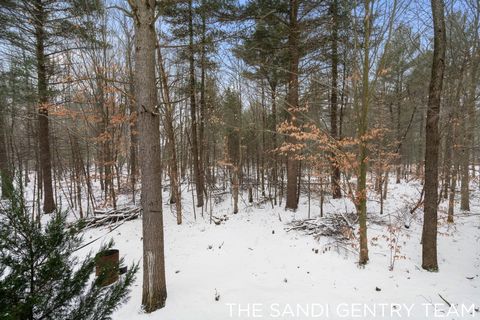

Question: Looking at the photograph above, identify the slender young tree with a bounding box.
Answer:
[157,40,183,225]
[422,0,446,272]
[356,0,373,265]
[122,19,139,202]
[127,0,167,311]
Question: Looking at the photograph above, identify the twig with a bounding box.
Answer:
[438,293,452,307]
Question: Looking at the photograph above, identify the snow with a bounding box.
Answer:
[73,178,479,319]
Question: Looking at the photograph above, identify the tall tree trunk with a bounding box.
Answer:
[447,118,458,224]
[459,105,470,211]
[445,59,465,207]
[189,0,204,208]
[356,0,372,266]
[442,116,452,199]
[199,9,207,194]
[129,0,167,312]
[285,0,300,210]
[330,0,342,199]
[447,163,457,223]
[460,47,479,211]
[34,0,55,213]
[396,78,402,184]
[260,83,266,196]
[126,31,138,203]
[0,108,12,199]
[422,0,446,272]
[232,165,239,214]
[157,42,182,225]
[339,53,347,139]
[270,85,278,205]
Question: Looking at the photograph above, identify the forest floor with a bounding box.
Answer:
[73,177,480,319]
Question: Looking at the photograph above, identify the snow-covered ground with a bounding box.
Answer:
[76,178,480,319]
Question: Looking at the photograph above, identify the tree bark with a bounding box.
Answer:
[189,0,205,208]
[330,0,342,199]
[270,86,278,205]
[442,117,452,199]
[395,78,402,184]
[129,0,167,312]
[157,42,182,225]
[0,106,12,199]
[285,0,300,210]
[356,0,372,266]
[199,9,207,195]
[460,45,479,211]
[422,0,446,272]
[34,0,55,214]
[126,28,138,203]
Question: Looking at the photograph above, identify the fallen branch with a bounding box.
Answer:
[83,206,141,229]
[211,215,229,225]
[286,213,357,241]
[410,186,425,214]
[438,293,452,307]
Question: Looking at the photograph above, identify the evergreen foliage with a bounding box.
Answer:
[0,190,138,320]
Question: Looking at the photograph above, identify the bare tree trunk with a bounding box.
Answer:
[460,51,479,211]
[232,165,239,214]
[339,55,347,139]
[199,9,207,197]
[285,0,300,210]
[396,83,402,184]
[447,163,457,223]
[383,171,389,200]
[422,0,446,272]
[260,83,266,196]
[189,0,204,208]
[270,86,278,205]
[157,41,182,225]
[330,0,342,199]
[34,0,55,213]
[356,0,372,266]
[447,86,459,224]
[225,90,242,214]
[459,107,470,211]
[442,117,452,199]
[129,0,167,312]
[126,28,138,203]
[0,106,12,199]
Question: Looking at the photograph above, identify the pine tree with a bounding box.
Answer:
[161,0,205,208]
[329,0,342,199]
[0,0,103,213]
[161,0,236,208]
[0,190,138,320]
[235,0,289,205]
